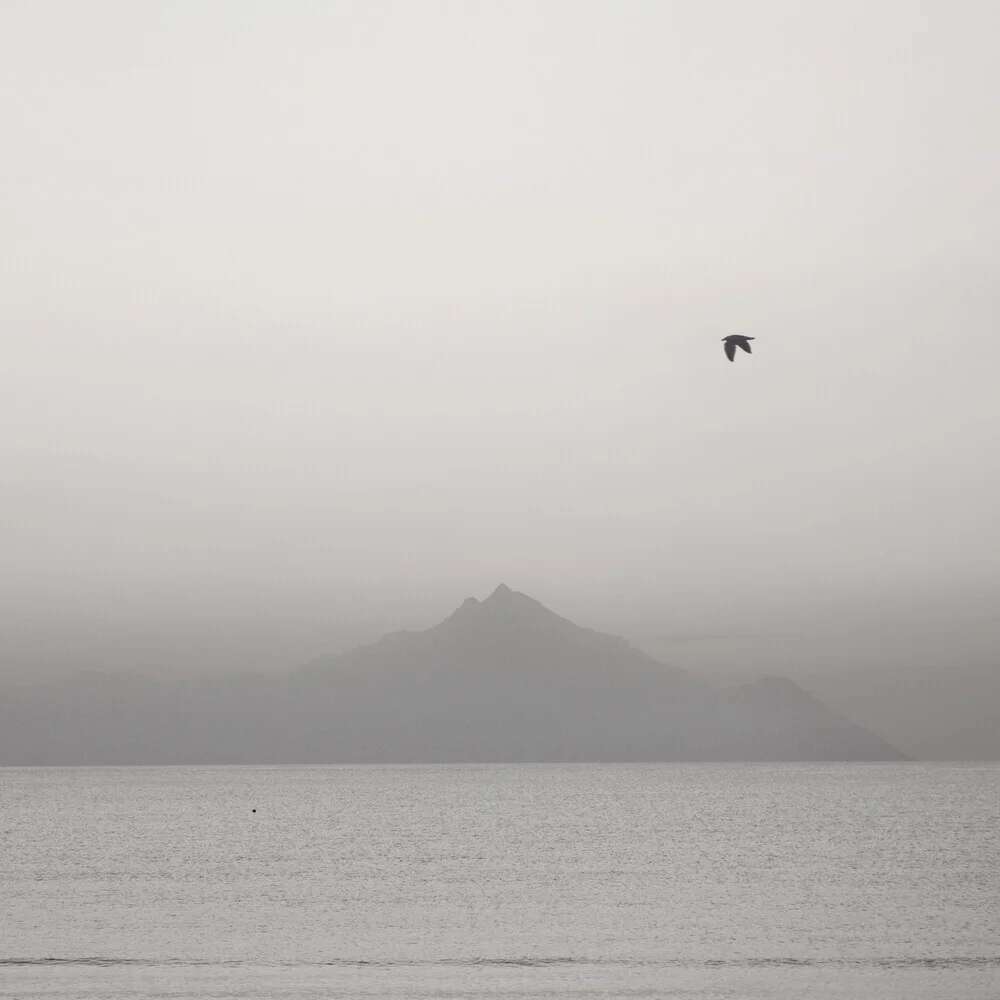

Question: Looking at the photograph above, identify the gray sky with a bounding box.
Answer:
[2,1,998,677]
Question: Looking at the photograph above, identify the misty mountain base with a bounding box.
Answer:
[0,586,907,765]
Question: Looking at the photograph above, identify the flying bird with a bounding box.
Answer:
[722,334,755,362]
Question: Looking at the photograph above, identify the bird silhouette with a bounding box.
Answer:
[722,334,755,362]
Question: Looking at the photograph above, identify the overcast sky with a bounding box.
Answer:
[2,1,998,677]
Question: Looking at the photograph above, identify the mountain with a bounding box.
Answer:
[0,585,907,763]
[633,624,1000,760]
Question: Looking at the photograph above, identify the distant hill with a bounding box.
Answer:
[0,585,907,764]
[632,624,1000,760]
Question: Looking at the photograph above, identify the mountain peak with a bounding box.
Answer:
[485,583,535,608]
[481,584,558,619]
[437,586,571,637]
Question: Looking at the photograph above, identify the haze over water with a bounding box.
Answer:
[3,4,998,995]
[3,1,999,684]
[3,764,997,999]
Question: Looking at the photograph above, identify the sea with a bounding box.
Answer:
[1,763,997,1000]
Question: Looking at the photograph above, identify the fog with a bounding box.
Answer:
[2,2,998,717]
[633,618,1000,760]
[0,585,909,764]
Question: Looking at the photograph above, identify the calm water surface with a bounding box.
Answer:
[1,763,997,999]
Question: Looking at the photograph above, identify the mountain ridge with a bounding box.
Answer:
[0,586,908,764]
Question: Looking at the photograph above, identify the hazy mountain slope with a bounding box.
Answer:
[794,664,999,761]
[0,586,907,763]
[632,626,999,760]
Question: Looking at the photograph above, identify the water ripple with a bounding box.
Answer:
[2,955,997,970]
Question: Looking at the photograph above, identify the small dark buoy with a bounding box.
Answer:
[252,808,256,813]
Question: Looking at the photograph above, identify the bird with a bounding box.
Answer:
[722,334,755,362]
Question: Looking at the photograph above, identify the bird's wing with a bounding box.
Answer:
[724,340,736,361]
[739,338,753,354]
